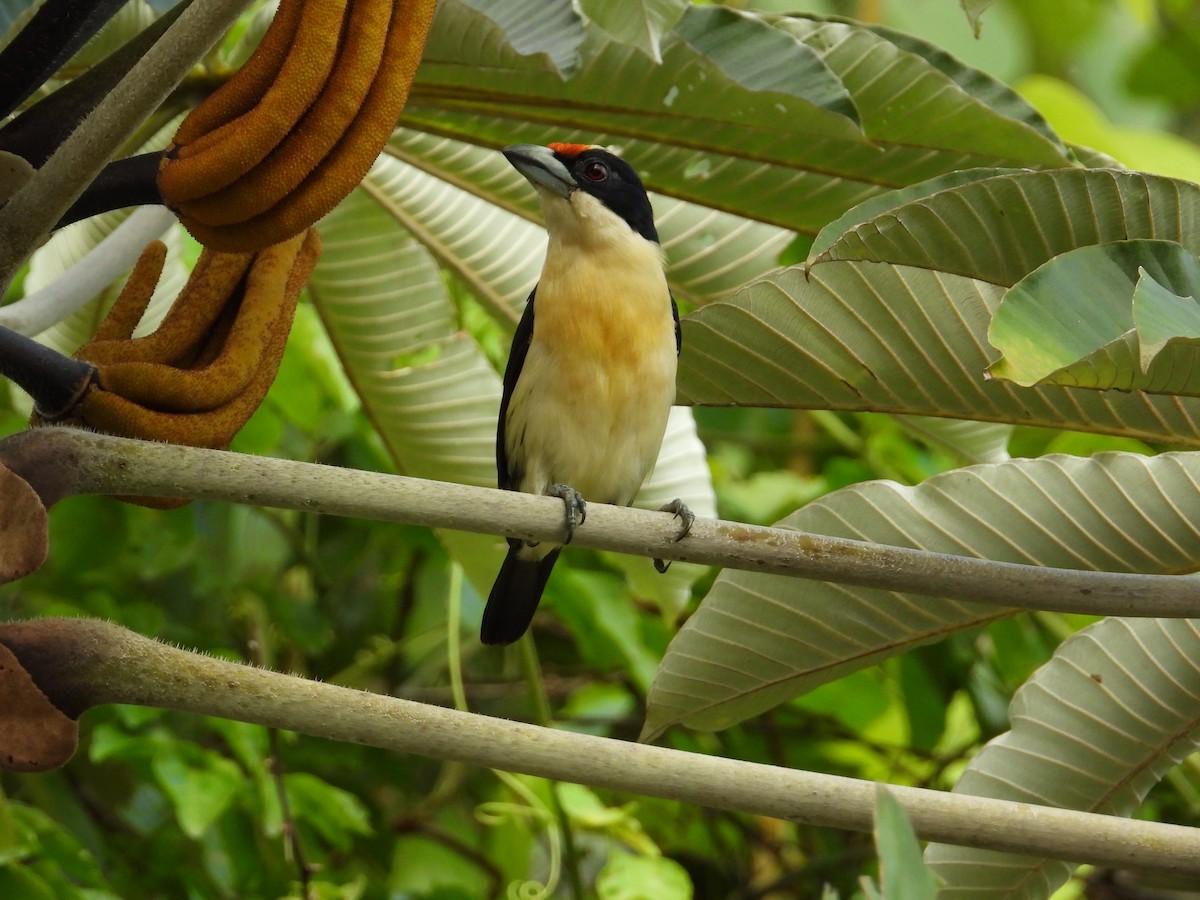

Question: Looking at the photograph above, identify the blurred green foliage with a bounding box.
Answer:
[3,1,1200,898]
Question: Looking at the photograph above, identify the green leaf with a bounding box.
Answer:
[874,786,941,900]
[679,261,1200,447]
[411,7,1070,237]
[555,570,662,693]
[557,783,632,829]
[440,0,586,76]
[579,0,687,62]
[895,417,1012,465]
[851,19,1058,148]
[1135,266,1200,366]
[644,453,1200,736]
[988,240,1200,393]
[808,169,1200,286]
[673,6,859,124]
[308,180,499,490]
[284,773,371,851]
[0,866,55,900]
[597,854,693,900]
[151,750,243,840]
[375,136,543,318]
[389,835,492,897]
[926,618,1200,897]
[807,167,1020,262]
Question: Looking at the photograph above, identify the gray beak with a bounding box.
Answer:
[503,144,573,199]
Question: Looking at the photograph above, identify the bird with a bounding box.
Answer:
[482,142,692,645]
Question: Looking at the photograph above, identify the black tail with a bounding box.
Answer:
[481,543,560,645]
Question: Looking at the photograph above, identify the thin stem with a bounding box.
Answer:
[517,636,553,728]
[808,409,862,454]
[8,427,1200,619]
[517,636,584,900]
[446,562,468,713]
[268,729,313,900]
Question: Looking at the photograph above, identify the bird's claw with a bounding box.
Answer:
[654,498,694,573]
[547,483,586,543]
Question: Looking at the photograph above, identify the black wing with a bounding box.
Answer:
[671,293,681,355]
[496,288,537,491]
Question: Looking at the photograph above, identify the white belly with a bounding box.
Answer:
[507,330,676,505]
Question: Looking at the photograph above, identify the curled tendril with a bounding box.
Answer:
[475,772,562,900]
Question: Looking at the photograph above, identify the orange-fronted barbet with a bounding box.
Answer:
[482,142,693,645]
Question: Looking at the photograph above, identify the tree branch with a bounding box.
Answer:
[3,616,1198,878]
[3,426,1199,617]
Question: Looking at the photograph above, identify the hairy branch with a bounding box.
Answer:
[3,426,1199,617]
[2,617,1198,877]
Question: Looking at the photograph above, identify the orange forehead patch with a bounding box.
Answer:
[547,142,593,158]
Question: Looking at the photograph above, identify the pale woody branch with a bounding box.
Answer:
[6,617,1199,878]
[5,428,1200,875]
[3,426,1198,618]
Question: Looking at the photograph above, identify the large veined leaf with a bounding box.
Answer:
[894,417,1012,465]
[577,0,686,62]
[671,7,859,123]
[448,0,587,76]
[408,4,1072,240]
[988,239,1200,394]
[806,167,1022,262]
[678,262,1200,446]
[308,179,496,487]
[925,617,1200,899]
[420,3,861,136]
[643,452,1200,738]
[308,176,505,593]
[808,168,1200,286]
[385,129,791,307]
[365,144,543,321]
[851,18,1042,139]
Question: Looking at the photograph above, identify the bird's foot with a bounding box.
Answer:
[547,483,587,544]
[654,498,694,573]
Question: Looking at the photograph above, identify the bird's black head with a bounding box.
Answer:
[503,143,658,244]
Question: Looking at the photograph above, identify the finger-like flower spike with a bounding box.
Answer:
[158,0,436,253]
[30,229,323,507]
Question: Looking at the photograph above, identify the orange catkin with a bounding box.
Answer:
[178,0,438,252]
[91,240,167,343]
[177,0,392,228]
[170,0,306,147]
[158,0,350,204]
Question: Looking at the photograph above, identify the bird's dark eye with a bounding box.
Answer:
[582,160,609,182]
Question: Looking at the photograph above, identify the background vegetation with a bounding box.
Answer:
[2,0,1200,898]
